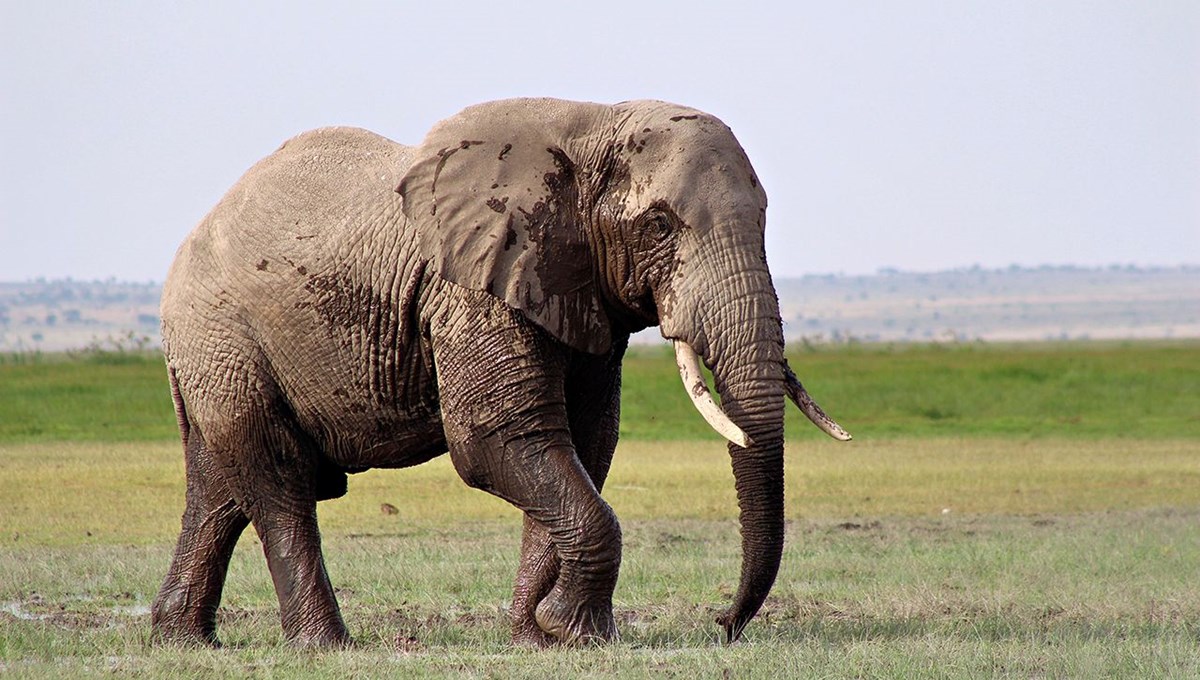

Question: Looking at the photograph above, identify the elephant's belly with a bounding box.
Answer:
[351,422,448,470]
[313,410,449,471]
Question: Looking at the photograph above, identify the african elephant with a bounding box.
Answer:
[150,98,850,649]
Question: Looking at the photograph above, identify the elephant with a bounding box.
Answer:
[150,97,851,649]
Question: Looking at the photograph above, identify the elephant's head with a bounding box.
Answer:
[398,98,849,641]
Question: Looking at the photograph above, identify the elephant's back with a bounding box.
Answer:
[212,126,413,243]
[269,126,413,204]
[161,127,413,317]
[159,126,418,420]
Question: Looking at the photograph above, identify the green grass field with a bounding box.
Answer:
[2,342,1199,677]
[4,341,1199,443]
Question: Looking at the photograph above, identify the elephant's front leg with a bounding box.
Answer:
[511,350,624,646]
[431,303,621,645]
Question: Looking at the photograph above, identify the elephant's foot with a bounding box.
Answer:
[533,586,617,646]
[283,612,353,649]
[150,622,222,649]
[289,629,353,650]
[151,628,222,649]
[150,591,221,648]
[512,618,556,648]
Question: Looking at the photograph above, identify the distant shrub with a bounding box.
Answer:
[70,331,158,365]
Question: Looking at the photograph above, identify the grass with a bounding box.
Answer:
[4,438,1199,546]
[3,341,1200,676]
[0,351,176,442]
[3,438,1200,676]
[2,341,1199,443]
[621,340,1200,440]
[3,501,1200,676]
[12,513,1200,676]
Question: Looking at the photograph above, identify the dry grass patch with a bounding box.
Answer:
[4,438,1200,546]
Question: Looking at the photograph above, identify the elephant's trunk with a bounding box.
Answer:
[708,318,786,643]
[662,250,788,642]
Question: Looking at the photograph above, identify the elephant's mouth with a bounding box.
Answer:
[607,285,660,334]
[671,340,851,445]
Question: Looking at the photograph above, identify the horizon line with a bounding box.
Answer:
[3,261,1199,287]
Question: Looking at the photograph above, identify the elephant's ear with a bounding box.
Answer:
[398,122,611,354]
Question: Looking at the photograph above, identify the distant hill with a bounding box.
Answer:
[774,264,1200,344]
[0,280,160,352]
[2,266,1197,352]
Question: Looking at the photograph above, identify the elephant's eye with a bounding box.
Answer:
[650,216,671,238]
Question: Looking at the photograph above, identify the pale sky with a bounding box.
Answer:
[2,1,1197,282]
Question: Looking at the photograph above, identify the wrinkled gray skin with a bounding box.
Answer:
[152,98,794,648]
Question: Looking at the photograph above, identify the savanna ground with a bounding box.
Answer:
[1,341,1199,677]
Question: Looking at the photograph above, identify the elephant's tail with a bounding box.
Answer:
[167,364,191,450]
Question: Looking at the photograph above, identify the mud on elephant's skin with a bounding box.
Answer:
[150,97,851,649]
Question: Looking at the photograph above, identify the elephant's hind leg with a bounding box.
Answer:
[152,428,249,647]
[511,517,558,647]
[250,502,349,648]
[214,416,352,649]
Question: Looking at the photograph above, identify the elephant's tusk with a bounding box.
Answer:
[783,361,852,441]
[673,340,752,449]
